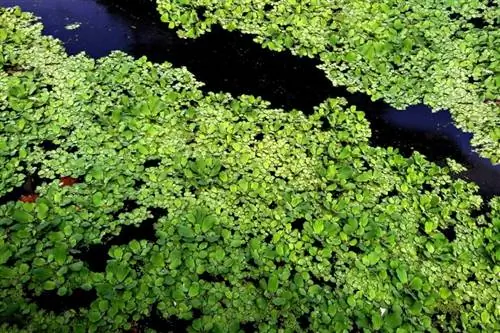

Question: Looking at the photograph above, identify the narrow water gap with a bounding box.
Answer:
[136,303,191,333]
[2,0,499,199]
[28,288,97,314]
[74,208,161,272]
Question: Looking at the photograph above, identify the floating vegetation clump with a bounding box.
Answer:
[156,0,500,163]
[0,7,499,333]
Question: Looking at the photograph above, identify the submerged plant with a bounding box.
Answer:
[0,7,499,333]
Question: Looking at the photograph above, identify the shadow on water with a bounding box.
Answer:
[3,0,500,199]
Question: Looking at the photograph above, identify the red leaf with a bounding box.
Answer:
[19,194,39,203]
[60,176,78,187]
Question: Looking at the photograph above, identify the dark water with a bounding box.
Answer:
[2,0,499,199]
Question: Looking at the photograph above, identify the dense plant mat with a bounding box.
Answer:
[1,7,499,333]
[155,0,500,163]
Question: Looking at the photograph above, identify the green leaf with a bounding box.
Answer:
[69,261,84,272]
[396,267,408,284]
[276,244,285,256]
[201,215,216,233]
[343,219,358,234]
[129,239,141,253]
[151,253,165,268]
[160,14,169,22]
[345,52,357,62]
[385,309,402,328]
[213,247,225,261]
[0,28,7,42]
[98,300,109,312]
[111,109,122,122]
[110,247,123,260]
[172,288,184,301]
[169,250,182,269]
[409,301,422,315]
[250,238,260,251]
[338,166,353,180]
[32,268,52,281]
[49,232,65,242]
[410,276,423,290]
[267,273,279,293]
[325,165,337,180]
[12,209,34,223]
[88,310,102,323]
[53,246,67,265]
[362,251,380,266]
[313,220,324,234]
[355,171,372,182]
[372,312,383,330]
[188,282,200,297]
[17,118,26,130]
[57,287,68,296]
[43,281,57,290]
[36,203,49,219]
[92,192,104,206]
[439,287,451,299]
[0,246,12,265]
[481,310,490,324]
[178,225,195,238]
[272,297,287,306]
[424,221,434,234]
[112,262,130,282]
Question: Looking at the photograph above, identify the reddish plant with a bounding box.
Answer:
[60,176,78,187]
[19,194,39,203]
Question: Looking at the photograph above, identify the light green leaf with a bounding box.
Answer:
[43,281,57,290]
[188,283,200,297]
[129,239,141,253]
[410,276,423,290]
[36,203,49,219]
[92,192,104,206]
[313,220,324,234]
[396,267,408,284]
[267,273,279,293]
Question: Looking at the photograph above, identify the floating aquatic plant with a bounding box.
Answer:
[155,0,500,163]
[0,7,498,333]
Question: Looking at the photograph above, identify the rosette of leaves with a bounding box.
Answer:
[0,7,499,333]
[155,0,500,163]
